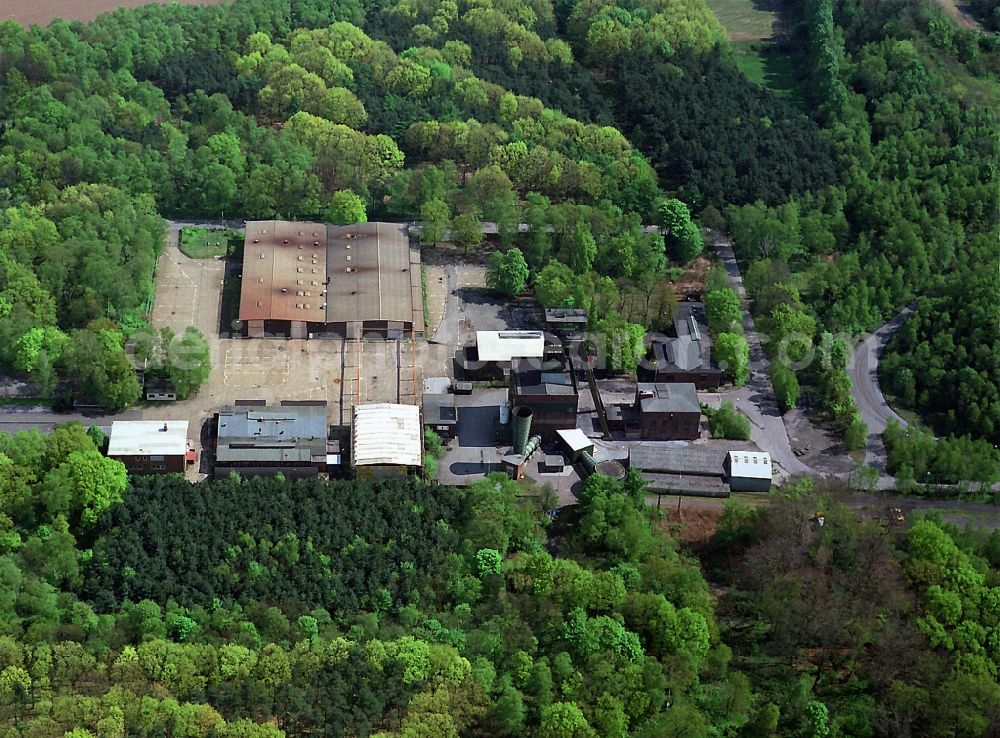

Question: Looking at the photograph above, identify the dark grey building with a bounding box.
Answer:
[629,445,731,497]
[544,308,588,336]
[214,401,337,478]
[509,357,580,439]
[636,383,701,440]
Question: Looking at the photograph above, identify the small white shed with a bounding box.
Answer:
[726,450,772,492]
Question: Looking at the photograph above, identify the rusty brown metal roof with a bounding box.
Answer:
[326,222,415,324]
[239,221,421,328]
[239,220,328,323]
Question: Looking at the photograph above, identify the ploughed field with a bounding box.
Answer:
[5,0,223,26]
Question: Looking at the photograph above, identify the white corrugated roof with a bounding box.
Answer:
[476,330,545,362]
[556,428,594,453]
[352,404,422,467]
[727,450,771,479]
[108,421,189,456]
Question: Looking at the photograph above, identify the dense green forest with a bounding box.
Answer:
[880,273,1000,446]
[85,474,462,612]
[1,424,998,736]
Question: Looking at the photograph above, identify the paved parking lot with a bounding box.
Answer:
[222,343,290,388]
[150,225,225,340]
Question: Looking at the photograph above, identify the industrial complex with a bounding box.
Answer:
[97,219,775,500]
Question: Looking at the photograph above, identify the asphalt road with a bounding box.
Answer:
[847,303,916,475]
[0,407,141,433]
[849,303,915,435]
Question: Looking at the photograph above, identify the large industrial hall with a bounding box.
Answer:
[238,220,425,339]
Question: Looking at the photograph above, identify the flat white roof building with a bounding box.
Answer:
[352,404,422,467]
[107,421,189,457]
[476,330,545,363]
[727,450,771,479]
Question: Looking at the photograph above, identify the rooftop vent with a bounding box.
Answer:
[161,423,168,432]
[283,239,289,244]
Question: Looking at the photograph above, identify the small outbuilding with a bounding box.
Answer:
[542,455,564,473]
[423,393,457,439]
[726,450,772,491]
[108,420,190,474]
[555,428,594,462]
[352,403,423,478]
[544,308,588,335]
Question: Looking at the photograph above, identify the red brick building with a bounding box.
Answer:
[107,420,190,474]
